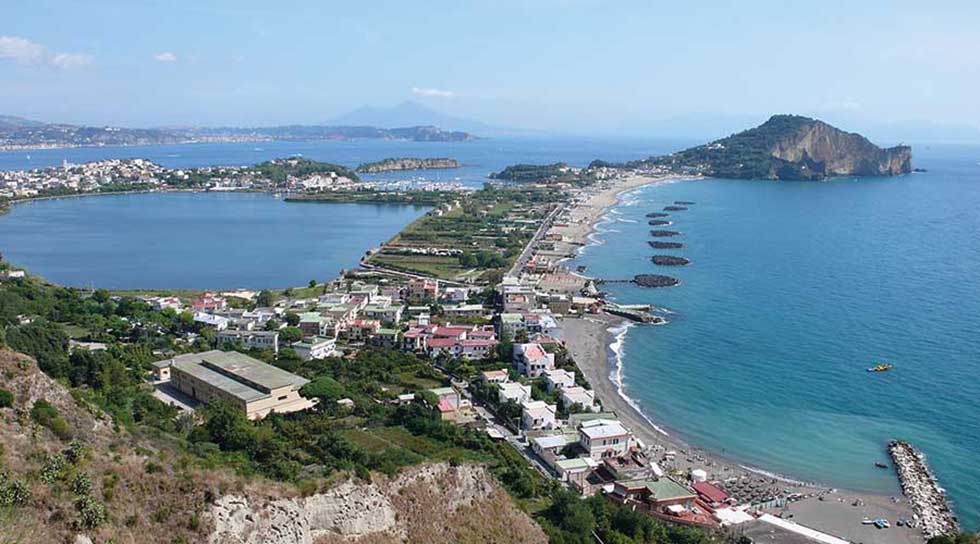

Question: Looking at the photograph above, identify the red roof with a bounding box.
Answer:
[520,343,548,360]
[426,338,459,348]
[691,481,728,504]
[462,339,498,347]
[437,399,456,412]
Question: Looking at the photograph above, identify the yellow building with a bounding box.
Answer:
[154,350,314,420]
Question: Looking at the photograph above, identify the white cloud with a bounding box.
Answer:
[153,51,178,62]
[412,87,455,98]
[0,35,91,69]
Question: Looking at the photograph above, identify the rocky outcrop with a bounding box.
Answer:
[356,157,460,173]
[650,230,681,237]
[208,463,545,544]
[645,212,669,218]
[768,117,911,178]
[663,206,687,211]
[648,220,671,226]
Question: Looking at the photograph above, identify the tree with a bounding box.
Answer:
[284,312,300,326]
[308,279,317,289]
[280,327,303,343]
[256,290,275,308]
[264,319,280,331]
[300,376,346,404]
[0,388,13,408]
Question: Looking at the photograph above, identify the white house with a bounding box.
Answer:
[578,419,634,460]
[216,330,280,354]
[480,369,509,385]
[521,400,557,431]
[291,336,338,361]
[498,382,531,405]
[193,311,230,331]
[543,368,576,392]
[513,343,555,378]
[560,386,598,412]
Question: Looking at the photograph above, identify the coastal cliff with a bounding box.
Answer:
[652,115,912,180]
[356,157,460,173]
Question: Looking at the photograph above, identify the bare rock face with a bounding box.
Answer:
[208,463,545,544]
[769,118,911,177]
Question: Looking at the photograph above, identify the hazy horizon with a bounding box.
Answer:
[4,1,980,142]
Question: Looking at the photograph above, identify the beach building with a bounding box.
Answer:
[543,368,576,392]
[555,457,599,491]
[611,478,697,511]
[298,312,333,337]
[153,350,314,420]
[498,382,532,405]
[561,386,598,412]
[501,284,536,312]
[521,400,557,431]
[291,336,337,361]
[531,433,575,466]
[691,481,729,508]
[579,419,634,460]
[216,330,279,354]
[513,343,555,378]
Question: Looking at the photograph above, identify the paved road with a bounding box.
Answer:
[507,203,564,278]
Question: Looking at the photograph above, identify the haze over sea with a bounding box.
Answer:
[1,137,978,529]
[571,143,980,529]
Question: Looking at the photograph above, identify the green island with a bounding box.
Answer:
[355,157,460,173]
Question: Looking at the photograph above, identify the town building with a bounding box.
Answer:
[543,368,576,392]
[521,400,557,431]
[216,330,280,354]
[561,386,598,412]
[153,350,314,420]
[291,336,337,361]
[498,382,532,405]
[578,419,634,460]
[513,343,555,378]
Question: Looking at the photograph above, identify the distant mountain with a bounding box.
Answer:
[0,115,476,149]
[328,101,506,135]
[643,115,912,180]
[0,115,46,130]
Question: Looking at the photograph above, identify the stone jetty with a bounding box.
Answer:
[633,274,680,288]
[648,241,683,249]
[648,220,672,226]
[888,440,958,539]
[674,201,695,205]
[651,255,690,266]
[650,230,681,237]
[663,205,688,211]
[646,212,670,218]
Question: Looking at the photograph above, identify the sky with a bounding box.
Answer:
[3,0,980,139]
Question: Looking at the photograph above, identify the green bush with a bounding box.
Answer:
[75,494,107,529]
[30,399,72,440]
[0,388,12,408]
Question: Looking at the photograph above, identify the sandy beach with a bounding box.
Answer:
[551,174,923,544]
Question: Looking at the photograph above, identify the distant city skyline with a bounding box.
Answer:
[3,0,980,141]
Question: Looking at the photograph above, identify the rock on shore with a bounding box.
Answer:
[648,241,684,249]
[633,274,680,287]
[651,255,690,266]
[650,230,681,237]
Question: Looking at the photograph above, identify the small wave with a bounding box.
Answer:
[739,465,815,487]
[606,322,670,437]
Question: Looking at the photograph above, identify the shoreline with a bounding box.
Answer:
[555,174,924,544]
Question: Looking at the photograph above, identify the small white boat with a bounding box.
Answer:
[862,517,874,525]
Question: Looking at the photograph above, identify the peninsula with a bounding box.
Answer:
[644,114,912,180]
[355,157,460,173]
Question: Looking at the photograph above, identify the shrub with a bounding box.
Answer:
[72,472,92,496]
[0,388,13,408]
[40,453,69,484]
[75,494,107,529]
[0,472,31,506]
[30,399,72,440]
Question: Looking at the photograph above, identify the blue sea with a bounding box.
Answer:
[571,144,980,529]
[1,137,978,528]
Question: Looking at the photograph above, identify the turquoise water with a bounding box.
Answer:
[572,145,980,529]
[0,192,429,289]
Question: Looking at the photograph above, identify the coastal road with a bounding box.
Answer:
[506,203,564,278]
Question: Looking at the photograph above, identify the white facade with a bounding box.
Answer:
[543,368,576,392]
[578,420,633,460]
[521,400,557,431]
[513,343,555,378]
[498,382,531,405]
